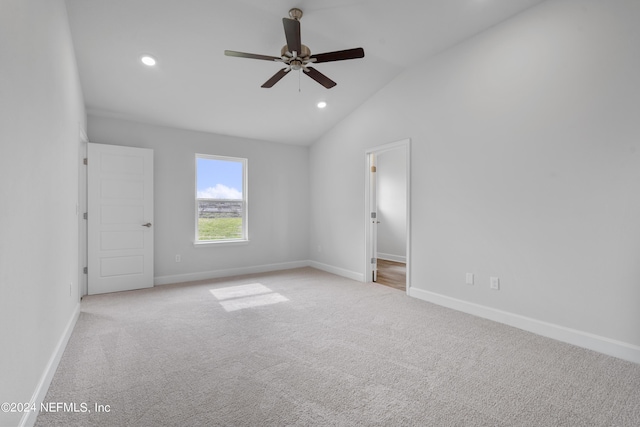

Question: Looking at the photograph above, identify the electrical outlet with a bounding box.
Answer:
[465,273,474,285]
[490,277,500,290]
[175,254,181,262]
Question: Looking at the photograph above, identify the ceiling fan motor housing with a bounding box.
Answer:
[281,44,311,69]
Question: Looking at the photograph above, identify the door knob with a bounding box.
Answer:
[142,223,152,228]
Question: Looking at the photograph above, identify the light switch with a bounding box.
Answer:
[466,273,474,285]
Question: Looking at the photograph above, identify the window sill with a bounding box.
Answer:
[193,239,250,248]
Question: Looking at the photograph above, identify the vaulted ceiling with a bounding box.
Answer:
[65,0,546,145]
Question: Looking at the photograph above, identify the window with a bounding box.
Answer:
[195,154,247,243]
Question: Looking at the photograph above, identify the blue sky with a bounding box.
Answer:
[196,158,243,199]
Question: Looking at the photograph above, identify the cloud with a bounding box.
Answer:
[197,184,242,199]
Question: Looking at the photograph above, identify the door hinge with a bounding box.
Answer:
[83,212,87,220]
[371,257,377,264]
[83,158,88,165]
[371,165,376,173]
[83,267,88,274]
[371,212,376,219]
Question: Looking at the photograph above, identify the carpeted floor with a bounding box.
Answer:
[35,267,640,426]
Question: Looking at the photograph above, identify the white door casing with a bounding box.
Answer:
[87,143,154,295]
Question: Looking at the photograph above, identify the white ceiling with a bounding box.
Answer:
[65,0,546,145]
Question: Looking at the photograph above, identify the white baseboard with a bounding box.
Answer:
[377,253,406,263]
[155,259,365,286]
[20,303,81,427]
[308,261,364,282]
[154,260,311,286]
[408,287,640,364]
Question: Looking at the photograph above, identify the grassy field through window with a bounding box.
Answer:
[198,217,243,241]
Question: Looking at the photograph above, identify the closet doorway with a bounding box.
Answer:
[365,139,410,292]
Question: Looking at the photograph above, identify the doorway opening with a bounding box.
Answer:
[365,139,411,293]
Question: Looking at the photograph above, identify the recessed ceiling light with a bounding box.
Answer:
[140,55,157,66]
[317,101,327,109]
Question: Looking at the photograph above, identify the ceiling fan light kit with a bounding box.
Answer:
[224,8,364,89]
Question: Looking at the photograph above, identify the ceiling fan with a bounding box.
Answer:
[224,8,365,89]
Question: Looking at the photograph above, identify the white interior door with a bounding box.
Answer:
[370,153,379,282]
[87,143,154,295]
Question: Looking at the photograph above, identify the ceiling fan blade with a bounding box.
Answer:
[304,67,337,89]
[224,50,280,61]
[310,47,365,63]
[282,18,301,55]
[261,68,290,88]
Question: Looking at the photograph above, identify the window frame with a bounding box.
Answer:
[194,153,248,245]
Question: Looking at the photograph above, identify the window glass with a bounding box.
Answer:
[196,155,247,242]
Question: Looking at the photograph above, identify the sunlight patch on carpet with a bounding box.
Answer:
[210,283,289,312]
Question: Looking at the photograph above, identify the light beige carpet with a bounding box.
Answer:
[35,267,640,426]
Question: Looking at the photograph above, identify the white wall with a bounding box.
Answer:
[376,147,407,262]
[310,0,640,360]
[88,116,310,284]
[0,1,86,426]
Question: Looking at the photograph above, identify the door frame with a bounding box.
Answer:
[364,138,411,293]
[78,129,88,297]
